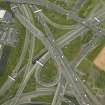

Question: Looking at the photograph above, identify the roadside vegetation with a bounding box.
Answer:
[0,0,105,104]
[31,95,53,103]
[78,0,98,18]
[39,58,58,83]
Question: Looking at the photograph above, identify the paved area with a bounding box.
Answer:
[0,0,105,105]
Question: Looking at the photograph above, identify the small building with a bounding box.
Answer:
[0,9,12,22]
[0,9,6,19]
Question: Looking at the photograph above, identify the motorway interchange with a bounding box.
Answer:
[0,0,105,105]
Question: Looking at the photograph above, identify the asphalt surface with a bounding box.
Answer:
[9,3,103,105]
[0,1,105,105]
[0,27,17,46]
[30,5,103,105]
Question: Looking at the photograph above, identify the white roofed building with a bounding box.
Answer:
[0,9,6,20]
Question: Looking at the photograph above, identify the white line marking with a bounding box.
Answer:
[36,60,44,67]
[94,17,100,23]
[33,9,42,13]
[8,75,15,81]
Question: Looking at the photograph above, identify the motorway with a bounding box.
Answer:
[51,73,67,105]
[68,0,86,15]
[5,0,102,32]
[30,4,105,104]
[0,1,105,105]
[2,88,54,105]
[6,0,105,32]
[72,33,103,67]
[4,0,105,28]
[35,62,60,88]
[0,16,87,97]
[2,87,74,105]
[32,5,92,104]
[0,27,30,96]
[9,50,50,105]
[22,4,102,105]
[9,5,36,105]
[30,2,105,37]
[8,3,104,105]
[6,0,68,15]
[42,14,79,30]
[6,0,98,22]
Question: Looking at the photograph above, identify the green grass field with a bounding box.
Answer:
[31,95,53,103]
[39,58,58,83]
[0,18,25,87]
[0,0,105,104]
[39,6,77,25]
[62,31,93,61]
[23,74,36,93]
[77,38,105,89]
[53,0,76,10]
[47,23,70,39]
[62,36,82,61]
[78,0,98,18]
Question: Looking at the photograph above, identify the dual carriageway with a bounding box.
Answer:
[0,0,105,105]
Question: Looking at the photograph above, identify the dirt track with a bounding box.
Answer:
[94,47,105,71]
